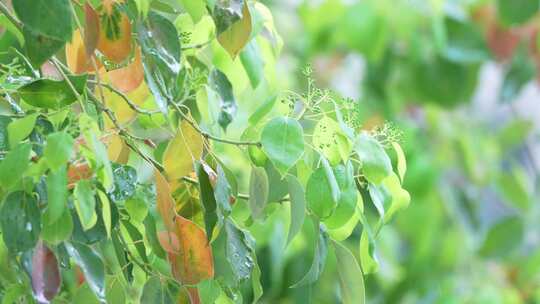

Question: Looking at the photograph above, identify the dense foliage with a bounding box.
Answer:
[0,0,411,303]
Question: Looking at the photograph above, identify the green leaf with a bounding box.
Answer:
[248,166,269,220]
[240,40,264,88]
[109,164,137,201]
[74,180,97,231]
[13,0,73,41]
[499,45,536,103]
[66,242,106,301]
[355,132,392,184]
[213,0,252,58]
[248,95,277,126]
[7,113,38,148]
[359,225,379,274]
[140,276,175,304]
[333,241,366,304]
[125,195,149,223]
[323,162,358,229]
[208,69,237,131]
[79,114,114,190]
[98,190,112,239]
[261,116,304,176]
[42,207,73,245]
[439,17,489,64]
[286,175,306,245]
[480,216,524,258]
[497,0,539,26]
[264,161,288,203]
[44,131,74,171]
[179,0,206,23]
[18,76,87,109]
[138,12,181,114]
[0,191,41,253]
[224,219,255,282]
[0,142,32,189]
[121,220,149,264]
[21,28,65,67]
[496,167,530,211]
[306,164,339,219]
[214,166,233,216]
[291,219,328,287]
[0,116,12,151]
[392,142,406,182]
[45,165,68,224]
[197,280,222,304]
[111,230,133,284]
[380,173,410,224]
[313,116,351,165]
[195,162,218,239]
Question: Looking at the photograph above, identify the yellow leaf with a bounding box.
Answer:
[163,120,204,182]
[217,2,252,58]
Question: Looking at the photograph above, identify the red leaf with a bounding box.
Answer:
[84,3,100,58]
[106,47,144,93]
[31,241,61,303]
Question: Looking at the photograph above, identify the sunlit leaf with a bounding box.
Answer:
[106,47,145,93]
[7,113,38,148]
[0,142,32,189]
[323,162,358,229]
[44,131,74,171]
[179,0,206,23]
[74,180,98,231]
[214,0,252,58]
[163,120,203,182]
[45,165,68,224]
[313,116,351,166]
[392,142,406,183]
[31,241,61,303]
[240,40,264,88]
[261,116,304,176]
[155,169,176,232]
[354,132,392,184]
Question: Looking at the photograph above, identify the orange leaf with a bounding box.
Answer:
[106,47,144,93]
[155,169,176,232]
[96,4,132,63]
[168,216,214,285]
[66,30,94,74]
[84,3,99,57]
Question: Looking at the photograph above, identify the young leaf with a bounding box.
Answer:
[261,116,304,176]
[0,142,32,189]
[7,113,38,148]
[13,0,73,42]
[44,131,74,171]
[179,0,206,23]
[313,116,351,166]
[354,132,392,184]
[137,11,181,114]
[392,142,406,182]
[286,175,306,245]
[66,242,106,301]
[208,69,237,131]
[74,180,97,231]
[163,120,203,182]
[0,191,41,253]
[248,166,269,220]
[240,40,264,88]
[359,222,379,274]
[306,165,339,219]
[18,76,88,109]
[31,241,61,304]
[45,165,68,224]
[290,219,328,288]
[333,241,366,304]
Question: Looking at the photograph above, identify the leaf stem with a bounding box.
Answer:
[0,1,22,31]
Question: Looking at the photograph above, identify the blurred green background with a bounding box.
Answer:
[247,0,540,303]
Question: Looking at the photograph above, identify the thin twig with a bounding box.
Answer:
[88,80,160,115]
[0,1,22,30]
[170,102,261,147]
[51,58,87,113]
